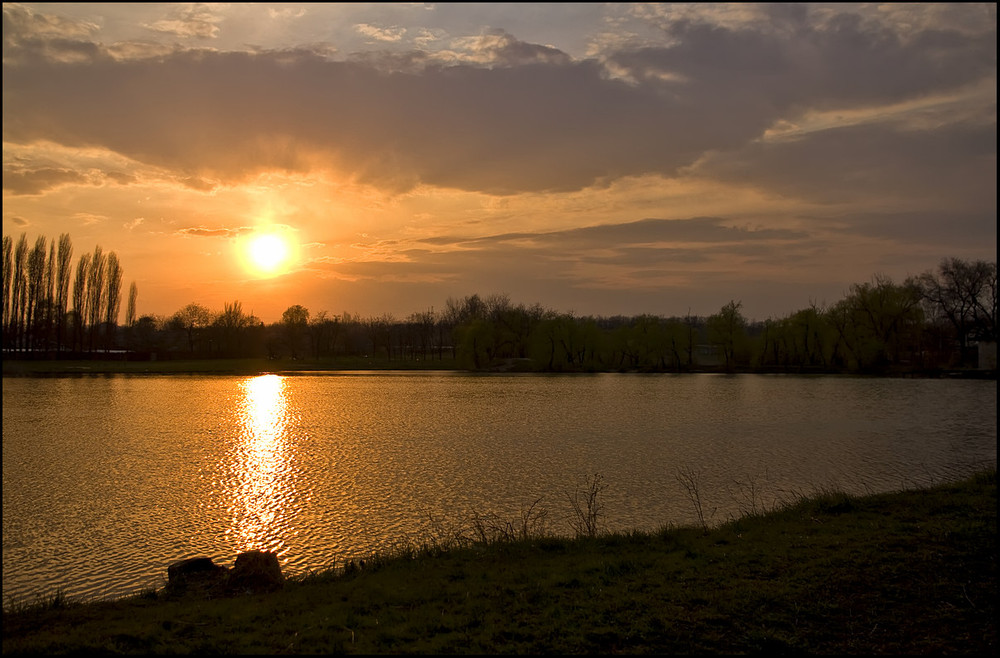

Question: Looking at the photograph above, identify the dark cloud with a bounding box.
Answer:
[825,210,997,249]
[3,5,993,197]
[693,121,997,209]
[2,166,88,195]
[421,217,808,250]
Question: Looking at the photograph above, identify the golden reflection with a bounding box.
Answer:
[225,374,295,554]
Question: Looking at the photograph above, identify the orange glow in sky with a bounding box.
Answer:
[2,3,995,323]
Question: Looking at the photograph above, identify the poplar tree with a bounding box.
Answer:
[55,234,73,353]
[72,252,91,352]
[2,235,11,344]
[26,236,47,351]
[12,235,28,350]
[104,252,123,350]
[87,246,106,351]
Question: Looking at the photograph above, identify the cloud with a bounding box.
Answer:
[422,217,808,250]
[354,23,406,43]
[2,166,88,195]
[142,4,223,40]
[176,226,247,238]
[1,3,99,42]
[2,4,995,202]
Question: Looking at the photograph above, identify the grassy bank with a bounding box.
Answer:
[3,469,995,655]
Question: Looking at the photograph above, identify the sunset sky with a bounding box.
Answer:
[3,2,996,324]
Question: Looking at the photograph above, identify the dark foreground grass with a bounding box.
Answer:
[3,469,995,655]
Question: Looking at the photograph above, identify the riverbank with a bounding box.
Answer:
[3,469,995,654]
[3,356,995,378]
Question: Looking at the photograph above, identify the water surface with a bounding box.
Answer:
[2,372,995,603]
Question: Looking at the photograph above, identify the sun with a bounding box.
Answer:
[243,232,293,276]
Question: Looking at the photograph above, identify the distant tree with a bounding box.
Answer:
[827,275,923,370]
[707,300,747,371]
[104,252,123,350]
[25,236,47,352]
[2,235,12,346]
[171,302,212,354]
[54,234,73,354]
[71,252,91,352]
[281,304,309,358]
[86,246,106,351]
[213,300,255,357]
[43,240,55,349]
[126,281,138,329]
[11,234,29,350]
[918,258,997,363]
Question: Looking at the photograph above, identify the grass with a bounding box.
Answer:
[3,468,995,654]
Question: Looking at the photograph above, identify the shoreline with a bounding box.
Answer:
[3,469,995,654]
[3,356,996,379]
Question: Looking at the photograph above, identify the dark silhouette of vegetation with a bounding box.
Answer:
[2,232,137,358]
[4,232,995,374]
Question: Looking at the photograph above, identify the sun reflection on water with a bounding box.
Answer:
[226,374,296,554]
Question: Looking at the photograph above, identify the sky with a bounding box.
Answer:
[2,3,996,324]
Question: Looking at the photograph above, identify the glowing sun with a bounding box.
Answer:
[245,232,292,276]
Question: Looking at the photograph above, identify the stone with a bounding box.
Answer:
[166,556,228,595]
[229,550,284,593]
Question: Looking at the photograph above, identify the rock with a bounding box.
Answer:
[166,556,228,595]
[229,550,284,593]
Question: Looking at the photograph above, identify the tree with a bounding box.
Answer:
[707,300,747,371]
[213,300,256,357]
[11,234,28,350]
[71,252,91,352]
[104,252,123,350]
[171,302,212,354]
[281,304,309,358]
[126,282,138,329]
[828,275,923,370]
[25,236,47,352]
[86,246,106,351]
[2,235,12,346]
[918,258,997,364]
[54,234,73,354]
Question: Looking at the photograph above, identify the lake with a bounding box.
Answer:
[2,372,996,604]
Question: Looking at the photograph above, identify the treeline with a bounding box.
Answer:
[2,232,137,356]
[3,232,995,374]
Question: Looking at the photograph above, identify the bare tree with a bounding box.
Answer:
[44,240,55,349]
[71,252,91,352]
[126,281,138,328]
[55,234,73,353]
[104,252,123,350]
[11,234,28,350]
[918,258,998,360]
[2,235,11,344]
[26,236,47,351]
[87,246,106,351]
[172,302,212,354]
